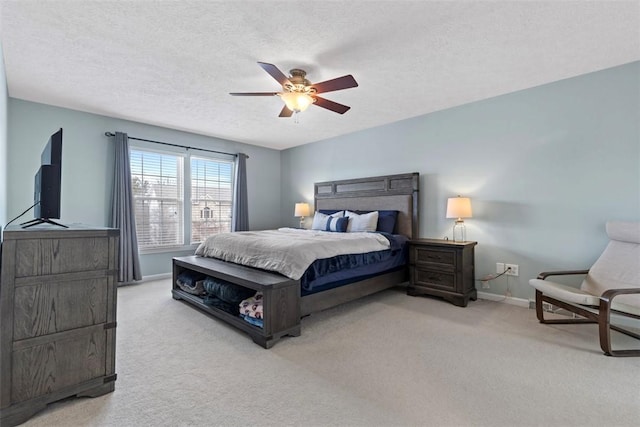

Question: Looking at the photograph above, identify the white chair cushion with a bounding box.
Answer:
[530,279,640,316]
[606,221,640,244]
[530,279,600,306]
[580,223,640,309]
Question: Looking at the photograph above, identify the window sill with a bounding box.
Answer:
[139,244,199,255]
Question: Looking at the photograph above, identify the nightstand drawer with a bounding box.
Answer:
[413,268,455,290]
[412,247,455,267]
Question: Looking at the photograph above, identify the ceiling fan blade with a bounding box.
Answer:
[257,62,291,87]
[311,75,358,94]
[313,96,351,114]
[229,92,279,96]
[279,106,293,118]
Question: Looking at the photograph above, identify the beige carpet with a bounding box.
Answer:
[22,279,640,427]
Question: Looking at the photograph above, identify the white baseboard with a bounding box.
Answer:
[123,279,532,307]
[477,291,530,308]
[141,273,172,283]
[118,272,171,286]
[124,279,530,309]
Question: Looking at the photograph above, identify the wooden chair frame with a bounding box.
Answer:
[534,270,640,357]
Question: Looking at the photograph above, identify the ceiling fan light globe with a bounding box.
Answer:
[280,92,314,113]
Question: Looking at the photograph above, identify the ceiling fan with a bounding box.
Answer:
[230,62,358,118]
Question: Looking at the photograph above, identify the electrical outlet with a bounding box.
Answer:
[505,264,519,276]
[496,263,505,274]
[481,280,490,289]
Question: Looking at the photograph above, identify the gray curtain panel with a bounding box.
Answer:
[111,132,142,283]
[232,153,249,231]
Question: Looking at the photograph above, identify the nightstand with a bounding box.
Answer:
[407,239,477,307]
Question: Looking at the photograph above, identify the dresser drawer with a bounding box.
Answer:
[15,237,111,278]
[413,268,456,291]
[11,329,107,403]
[13,277,110,340]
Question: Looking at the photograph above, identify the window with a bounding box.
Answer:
[190,156,233,243]
[130,147,234,252]
[130,149,184,249]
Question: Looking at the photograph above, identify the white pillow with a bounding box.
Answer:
[345,210,379,232]
[311,211,344,230]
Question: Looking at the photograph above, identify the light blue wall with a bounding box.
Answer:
[7,99,282,276]
[6,63,639,293]
[281,62,640,301]
[0,42,8,227]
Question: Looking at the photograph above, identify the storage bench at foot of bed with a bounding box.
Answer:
[172,256,301,349]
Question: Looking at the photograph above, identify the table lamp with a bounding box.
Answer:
[446,196,472,242]
[294,202,310,229]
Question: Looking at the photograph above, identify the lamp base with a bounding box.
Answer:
[452,220,466,242]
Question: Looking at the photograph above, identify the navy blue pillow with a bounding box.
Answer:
[356,210,398,234]
[325,216,348,232]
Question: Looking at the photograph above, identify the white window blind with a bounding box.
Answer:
[129,146,235,252]
[130,149,184,249]
[191,156,233,243]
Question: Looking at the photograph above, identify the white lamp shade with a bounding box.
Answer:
[294,203,310,217]
[446,197,472,219]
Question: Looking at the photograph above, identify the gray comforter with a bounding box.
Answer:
[195,228,390,280]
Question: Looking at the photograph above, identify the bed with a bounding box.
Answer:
[171,172,419,348]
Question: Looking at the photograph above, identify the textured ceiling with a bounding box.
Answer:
[1,1,639,150]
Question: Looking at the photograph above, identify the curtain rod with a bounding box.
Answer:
[104,132,247,158]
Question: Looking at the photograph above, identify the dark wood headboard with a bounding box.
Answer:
[314,173,419,239]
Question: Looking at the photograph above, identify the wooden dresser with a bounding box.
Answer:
[0,225,119,426]
[407,239,477,307]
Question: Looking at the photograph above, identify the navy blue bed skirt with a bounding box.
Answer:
[300,233,408,296]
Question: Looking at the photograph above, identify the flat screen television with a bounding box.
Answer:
[21,128,67,228]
